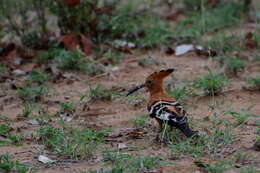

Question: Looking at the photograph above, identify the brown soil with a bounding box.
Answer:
[0,50,260,173]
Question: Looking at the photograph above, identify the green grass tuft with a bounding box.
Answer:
[38,126,108,160]
[194,72,229,96]
[0,154,32,173]
[247,77,260,90]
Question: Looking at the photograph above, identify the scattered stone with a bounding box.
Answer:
[118,143,127,149]
[94,157,103,163]
[175,44,194,56]
[12,69,26,76]
[111,66,120,72]
[38,155,55,164]
[26,120,39,125]
[175,44,203,56]
[114,40,135,48]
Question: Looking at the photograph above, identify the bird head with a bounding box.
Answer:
[126,68,175,96]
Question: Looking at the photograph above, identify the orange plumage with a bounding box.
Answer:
[127,68,198,138]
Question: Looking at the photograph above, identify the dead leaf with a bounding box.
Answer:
[59,33,79,51]
[137,30,145,38]
[118,46,133,54]
[59,34,94,55]
[0,43,36,69]
[244,32,258,49]
[0,43,16,57]
[63,0,80,6]
[165,10,183,21]
[16,46,36,59]
[20,62,38,72]
[80,34,94,54]
[125,131,145,136]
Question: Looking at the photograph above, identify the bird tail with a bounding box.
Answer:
[175,122,198,138]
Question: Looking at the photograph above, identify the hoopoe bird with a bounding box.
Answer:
[126,68,198,138]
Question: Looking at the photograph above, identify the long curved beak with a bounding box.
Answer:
[126,84,146,96]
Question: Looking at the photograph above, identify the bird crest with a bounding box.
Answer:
[126,68,175,96]
[146,68,175,82]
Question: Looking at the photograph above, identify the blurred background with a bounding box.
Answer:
[0,1,260,173]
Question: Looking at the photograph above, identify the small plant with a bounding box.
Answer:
[170,137,205,159]
[88,85,117,102]
[129,115,148,127]
[138,57,161,67]
[194,72,228,96]
[168,85,188,101]
[38,126,108,160]
[0,154,31,173]
[0,124,23,146]
[8,134,23,146]
[168,83,197,102]
[59,101,76,113]
[170,124,234,159]
[20,102,35,118]
[99,48,125,65]
[135,17,173,48]
[101,151,162,173]
[35,114,53,126]
[17,70,49,102]
[233,151,251,165]
[247,77,260,90]
[225,56,246,76]
[201,34,244,60]
[57,50,85,71]
[225,107,259,126]
[0,64,10,82]
[175,0,246,42]
[37,49,85,70]
[80,63,104,76]
[205,160,230,173]
[0,124,11,137]
[26,70,48,85]
[17,84,48,102]
[240,167,259,173]
[37,48,104,74]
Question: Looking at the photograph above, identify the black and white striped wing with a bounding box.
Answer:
[148,101,187,124]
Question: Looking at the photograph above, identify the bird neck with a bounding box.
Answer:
[148,79,164,95]
[148,80,176,104]
[148,80,169,100]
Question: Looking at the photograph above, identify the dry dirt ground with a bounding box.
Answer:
[0,50,260,173]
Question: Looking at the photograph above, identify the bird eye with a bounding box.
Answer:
[147,80,152,84]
